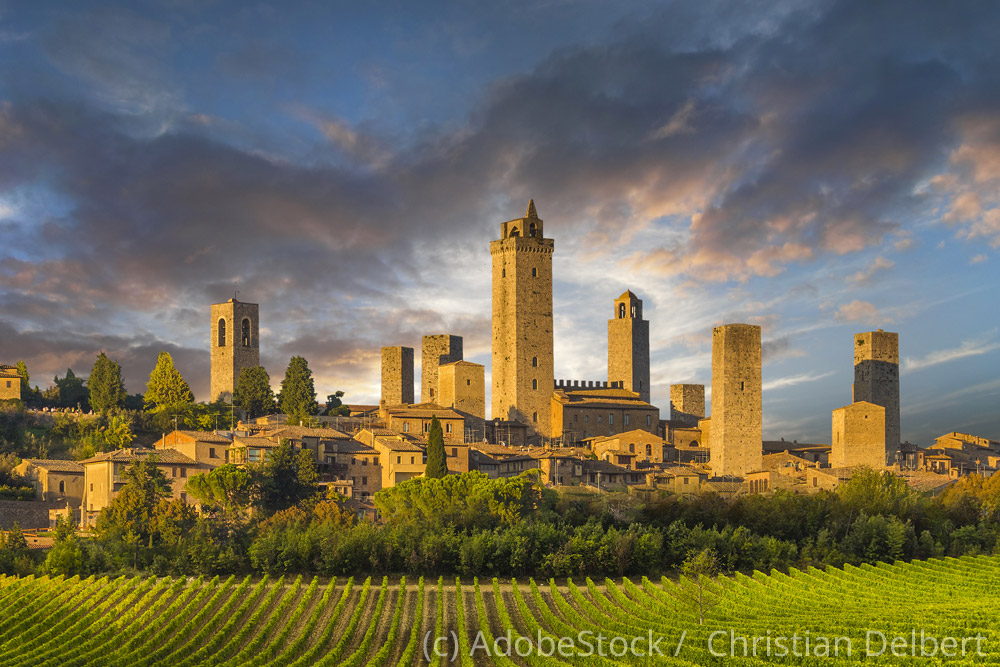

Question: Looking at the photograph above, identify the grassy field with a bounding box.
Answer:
[1,555,997,665]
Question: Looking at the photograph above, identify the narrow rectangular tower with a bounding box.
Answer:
[670,384,705,428]
[608,290,650,403]
[210,298,260,403]
[852,329,900,460]
[439,360,486,437]
[381,346,414,406]
[421,334,463,403]
[709,324,762,478]
[491,199,555,437]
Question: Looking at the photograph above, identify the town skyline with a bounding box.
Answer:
[2,0,999,445]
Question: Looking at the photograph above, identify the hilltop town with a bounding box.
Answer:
[1,201,993,530]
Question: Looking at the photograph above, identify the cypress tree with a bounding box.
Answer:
[424,415,448,478]
[277,356,318,424]
[144,351,194,410]
[88,352,127,414]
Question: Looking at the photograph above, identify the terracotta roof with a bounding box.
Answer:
[0,365,18,377]
[170,430,232,444]
[232,436,280,449]
[439,360,484,369]
[80,448,197,465]
[372,436,425,452]
[553,388,657,409]
[385,403,464,420]
[471,443,518,457]
[23,459,84,473]
[582,459,632,474]
[268,425,350,440]
[590,429,662,445]
[324,440,377,455]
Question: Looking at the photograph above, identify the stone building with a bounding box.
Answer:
[14,459,84,505]
[491,200,555,438]
[153,430,231,468]
[368,434,426,488]
[381,402,466,440]
[381,346,414,406]
[421,335,463,403]
[591,429,665,466]
[0,364,20,401]
[852,330,900,458]
[831,401,888,468]
[670,384,705,427]
[438,360,486,437]
[709,324,762,478]
[80,448,205,518]
[550,382,659,442]
[607,290,650,403]
[210,298,260,403]
[322,439,382,501]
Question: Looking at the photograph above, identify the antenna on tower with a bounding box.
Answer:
[233,283,240,301]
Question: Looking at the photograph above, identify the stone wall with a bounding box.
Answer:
[381,346,414,406]
[439,360,485,425]
[709,324,762,478]
[0,500,66,530]
[670,384,705,427]
[421,335,463,403]
[491,201,555,438]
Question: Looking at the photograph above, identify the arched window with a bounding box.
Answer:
[646,444,652,456]
[629,443,635,453]
[218,319,226,346]
[529,222,536,237]
[59,480,65,494]
[509,227,520,238]
[532,412,538,422]
[618,303,626,319]
[532,356,538,367]
[241,319,251,347]
[631,305,637,318]
[532,379,537,390]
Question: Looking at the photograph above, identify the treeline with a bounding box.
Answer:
[6,453,999,579]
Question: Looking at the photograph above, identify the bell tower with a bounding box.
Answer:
[210,298,260,403]
[608,290,650,403]
[491,199,555,438]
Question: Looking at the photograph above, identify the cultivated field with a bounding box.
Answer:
[1,555,997,665]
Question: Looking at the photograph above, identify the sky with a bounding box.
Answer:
[1,0,999,445]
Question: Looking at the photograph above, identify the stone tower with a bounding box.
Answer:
[709,323,762,478]
[670,384,705,427]
[421,334,463,403]
[852,329,900,459]
[608,290,650,403]
[381,346,414,406]
[831,401,887,468]
[491,199,555,437]
[210,298,260,403]
[439,360,486,438]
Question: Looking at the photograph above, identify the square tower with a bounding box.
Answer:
[381,346,414,406]
[608,290,650,403]
[709,324,762,478]
[670,384,705,427]
[832,401,887,468]
[491,199,555,438]
[439,360,486,437]
[421,334,463,403]
[210,298,260,403]
[852,330,900,459]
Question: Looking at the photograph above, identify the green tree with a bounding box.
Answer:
[424,416,447,479]
[234,366,275,419]
[254,441,319,515]
[0,522,34,575]
[144,352,194,411]
[276,356,318,424]
[682,547,720,625]
[324,391,350,416]
[44,516,84,575]
[15,361,29,395]
[46,369,90,410]
[186,464,254,519]
[96,457,172,566]
[88,352,127,414]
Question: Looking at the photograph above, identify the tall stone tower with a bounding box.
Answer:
[381,346,414,406]
[670,384,705,427]
[421,335,463,403]
[608,290,650,403]
[709,323,762,478]
[491,199,555,437]
[852,329,900,459]
[439,360,486,438]
[210,298,260,403]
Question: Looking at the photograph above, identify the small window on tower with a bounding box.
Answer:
[218,319,226,346]
[532,267,537,277]
[466,379,471,386]
[619,303,626,319]
[241,318,251,347]
[532,379,537,390]
[532,412,538,422]
[529,222,536,237]
[740,381,745,391]
[532,356,538,367]
[502,268,506,278]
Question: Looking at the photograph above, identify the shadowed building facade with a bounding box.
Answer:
[210,298,260,403]
[421,334,463,403]
[852,330,900,462]
[608,290,650,404]
[709,324,762,478]
[491,200,555,438]
[670,384,705,428]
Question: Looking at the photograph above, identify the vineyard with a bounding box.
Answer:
[1,555,997,665]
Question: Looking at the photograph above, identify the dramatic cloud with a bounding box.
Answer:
[903,331,1000,374]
